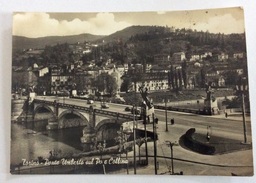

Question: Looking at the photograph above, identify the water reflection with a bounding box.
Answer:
[11,123,84,165]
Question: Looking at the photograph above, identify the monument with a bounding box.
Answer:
[204,82,219,115]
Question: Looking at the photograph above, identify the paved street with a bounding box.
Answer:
[130,119,253,175]
[35,96,253,175]
[36,96,251,140]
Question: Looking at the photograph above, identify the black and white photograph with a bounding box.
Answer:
[10,7,253,176]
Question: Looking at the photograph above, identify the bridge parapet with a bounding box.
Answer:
[33,99,137,121]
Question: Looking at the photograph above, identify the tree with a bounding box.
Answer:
[74,73,91,92]
[181,61,187,89]
[174,69,179,92]
[223,71,239,86]
[200,67,206,88]
[95,73,118,96]
[120,77,132,92]
[41,43,71,66]
[178,69,183,90]
[169,65,175,90]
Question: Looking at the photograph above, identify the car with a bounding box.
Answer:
[112,97,126,104]
[101,102,109,109]
[79,94,89,99]
[87,99,94,104]
[125,107,131,111]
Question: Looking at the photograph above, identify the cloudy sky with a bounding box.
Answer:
[13,7,244,38]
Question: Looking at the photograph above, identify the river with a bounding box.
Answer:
[11,122,84,165]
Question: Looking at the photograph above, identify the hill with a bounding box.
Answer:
[12,26,168,50]
[96,25,163,43]
[13,34,105,51]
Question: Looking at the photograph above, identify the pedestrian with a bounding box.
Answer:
[225,112,228,118]
[206,132,211,143]
[206,126,212,143]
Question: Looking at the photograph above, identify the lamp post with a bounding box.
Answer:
[141,101,149,164]
[236,77,248,144]
[165,141,179,175]
[152,113,158,175]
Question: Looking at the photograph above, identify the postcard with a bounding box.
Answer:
[10,7,253,175]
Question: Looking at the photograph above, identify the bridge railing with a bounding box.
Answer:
[154,105,206,115]
[34,99,137,120]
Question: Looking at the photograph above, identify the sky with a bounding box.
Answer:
[12,7,245,38]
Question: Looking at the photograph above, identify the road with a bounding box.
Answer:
[36,96,252,141]
[33,96,253,175]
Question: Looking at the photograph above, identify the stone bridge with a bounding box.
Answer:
[32,99,136,151]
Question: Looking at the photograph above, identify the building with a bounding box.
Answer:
[130,72,169,92]
[218,53,229,61]
[172,52,186,62]
[205,70,225,87]
[200,52,212,60]
[190,54,200,62]
[233,52,244,59]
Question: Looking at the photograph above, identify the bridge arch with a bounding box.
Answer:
[34,104,55,117]
[58,110,89,129]
[33,104,56,131]
[95,119,121,145]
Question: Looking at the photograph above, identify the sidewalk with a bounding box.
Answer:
[155,106,251,122]
[200,112,251,122]
[133,118,253,176]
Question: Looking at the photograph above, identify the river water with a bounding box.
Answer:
[11,122,84,165]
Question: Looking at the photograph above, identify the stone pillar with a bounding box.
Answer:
[204,82,219,115]
[11,99,26,122]
[204,98,219,115]
[80,109,96,152]
[54,100,59,117]
[80,127,96,152]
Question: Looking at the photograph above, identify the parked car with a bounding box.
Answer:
[112,97,126,104]
[101,102,109,109]
[125,107,131,111]
[79,94,89,99]
[87,99,94,104]
[57,90,69,96]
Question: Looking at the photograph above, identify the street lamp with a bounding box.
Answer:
[165,141,179,175]
[235,77,249,144]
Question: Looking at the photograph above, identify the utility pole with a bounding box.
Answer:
[152,113,157,175]
[170,144,174,175]
[166,141,179,175]
[236,76,248,144]
[133,77,138,174]
[241,92,247,144]
[165,95,168,132]
[144,110,148,164]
